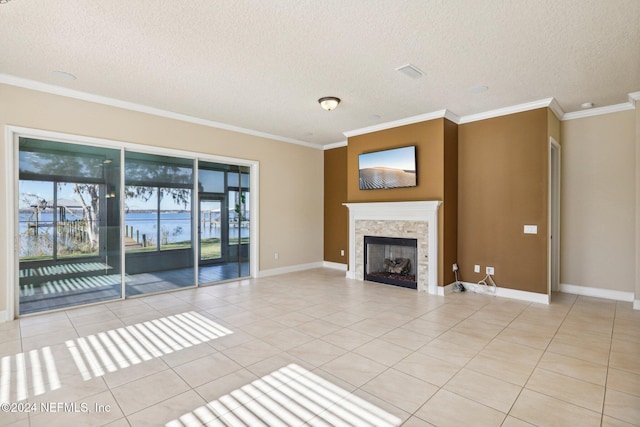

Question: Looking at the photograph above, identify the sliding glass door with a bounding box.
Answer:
[228,168,251,279]
[197,162,250,284]
[124,152,195,296]
[18,138,122,314]
[16,136,253,315]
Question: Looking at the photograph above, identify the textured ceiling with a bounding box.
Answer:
[1,0,639,147]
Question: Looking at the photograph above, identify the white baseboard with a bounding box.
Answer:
[439,282,457,295]
[0,310,8,323]
[634,300,640,310]
[460,282,549,304]
[496,286,549,304]
[342,277,549,304]
[559,283,634,302]
[258,262,324,278]
[323,261,348,271]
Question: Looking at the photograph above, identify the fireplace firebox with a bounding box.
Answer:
[364,236,418,289]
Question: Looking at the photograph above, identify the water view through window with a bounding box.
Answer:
[17,138,251,315]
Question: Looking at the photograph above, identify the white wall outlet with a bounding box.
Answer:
[474,264,480,273]
[452,263,458,272]
[274,252,279,260]
[486,266,495,275]
[340,249,345,256]
[524,225,538,234]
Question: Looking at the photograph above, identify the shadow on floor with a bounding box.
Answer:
[19,261,250,315]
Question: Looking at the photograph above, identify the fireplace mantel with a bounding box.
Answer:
[343,201,442,294]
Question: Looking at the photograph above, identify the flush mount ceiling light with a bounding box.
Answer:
[318,97,340,111]
[0,0,13,4]
[581,102,594,109]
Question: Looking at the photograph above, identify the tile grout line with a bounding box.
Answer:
[501,294,574,420]
[352,295,524,425]
[424,299,535,425]
[503,295,614,424]
[7,273,636,426]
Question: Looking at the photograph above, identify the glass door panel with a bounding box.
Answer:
[227,169,250,279]
[18,138,122,314]
[124,151,195,296]
[200,199,222,262]
[16,138,251,315]
[197,162,250,284]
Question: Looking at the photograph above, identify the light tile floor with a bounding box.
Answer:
[1,268,639,426]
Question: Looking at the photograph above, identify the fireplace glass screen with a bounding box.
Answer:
[364,236,417,289]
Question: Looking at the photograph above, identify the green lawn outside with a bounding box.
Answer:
[21,236,249,260]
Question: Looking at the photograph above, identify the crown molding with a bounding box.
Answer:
[3,73,638,147]
[458,98,555,124]
[323,140,348,150]
[0,73,324,150]
[341,91,639,140]
[547,98,565,121]
[342,99,560,139]
[343,109,450,138]
[561,101,635,121]
[443,109,461,124]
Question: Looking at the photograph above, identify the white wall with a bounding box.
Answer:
[560,110,636,295]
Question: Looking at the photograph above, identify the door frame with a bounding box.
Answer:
[548,137,561,296]
[5,125,260,320]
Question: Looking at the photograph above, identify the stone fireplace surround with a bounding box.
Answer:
[343,201,442,294]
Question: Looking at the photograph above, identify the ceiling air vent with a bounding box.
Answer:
[396,64,425,79]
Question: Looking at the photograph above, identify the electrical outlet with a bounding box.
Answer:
[274,252,279,260]
[452,263,458,272]
[474,264,480,273]
[340,249,345,256]
[486,266,495,275]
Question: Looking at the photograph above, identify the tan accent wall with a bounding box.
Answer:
[458,108,549,293]
[0,84,324,315]
[442,120,458,285]
[346,118,458,285]
[347,120,445,202]
[324,147,348,264]
[560,110,636,292]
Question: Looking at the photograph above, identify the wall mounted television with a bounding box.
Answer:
[358,145,417,190]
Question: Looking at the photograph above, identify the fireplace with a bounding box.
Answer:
[344,201,442,294]
[364,236,417,289]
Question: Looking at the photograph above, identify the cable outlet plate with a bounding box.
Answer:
[474,265,480,273]
[486,266,495,275]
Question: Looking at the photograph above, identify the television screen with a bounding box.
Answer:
[358,146,417,190]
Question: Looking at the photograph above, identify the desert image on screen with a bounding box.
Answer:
[358,146,416,190]
[359,167,416,190]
